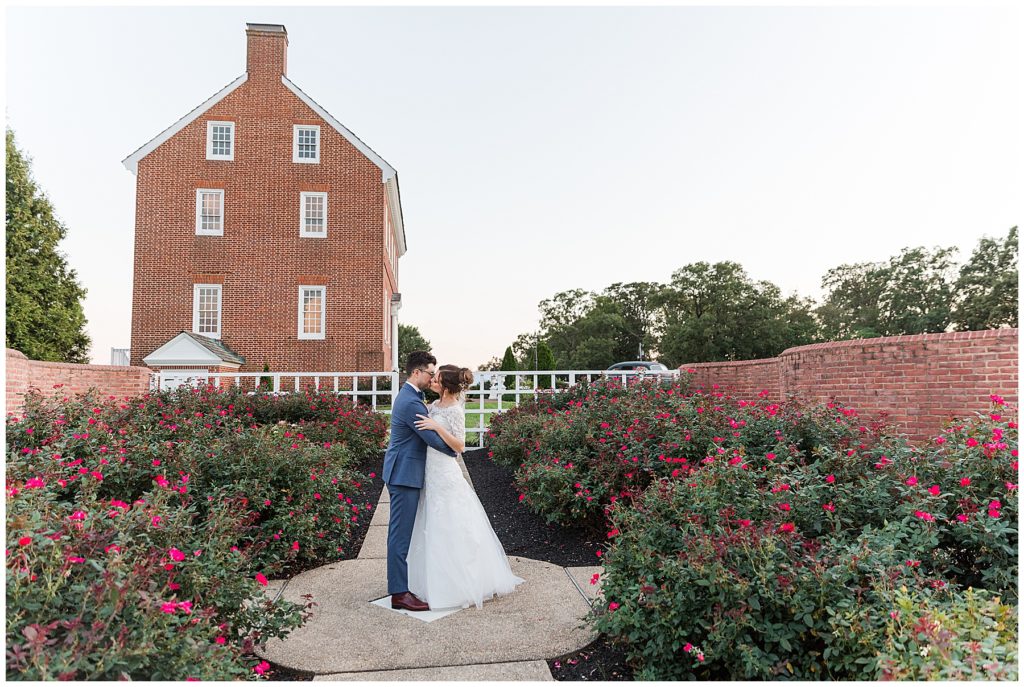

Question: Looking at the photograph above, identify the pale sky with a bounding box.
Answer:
[5,4,1021,369]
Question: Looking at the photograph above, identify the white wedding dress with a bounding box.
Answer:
[407,400,525,610]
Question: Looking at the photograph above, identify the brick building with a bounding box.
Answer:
[123,23,405,378]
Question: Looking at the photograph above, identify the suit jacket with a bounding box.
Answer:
[382,382,458,488]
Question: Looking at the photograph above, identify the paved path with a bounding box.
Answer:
[258,455,604,680]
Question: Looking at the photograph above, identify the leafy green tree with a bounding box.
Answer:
[572,296,632,368]
[881,246,958,334]
[500,346,518,400]
[477,356,503,371]
[536,340,556,388]
[547,297,622,369]
[6,128,90,362]
[815,260,887,340]
[511,331,540,370]
[655,261,815,365]
[602,281,664,362]
[817,246,958,340]
[397,323,431,371]
[536,285,664,370]
[538,289,595,366]
[539,288,594,336]
[952,226,1018,330]
[500,346,518,376]
[259,362,273,391]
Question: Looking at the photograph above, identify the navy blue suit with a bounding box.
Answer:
[383,382,457,595]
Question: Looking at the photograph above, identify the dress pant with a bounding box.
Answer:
[386,482,421,595]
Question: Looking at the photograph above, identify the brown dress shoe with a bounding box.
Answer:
[391,591,430,612]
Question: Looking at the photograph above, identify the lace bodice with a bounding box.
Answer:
[428,401,466,444]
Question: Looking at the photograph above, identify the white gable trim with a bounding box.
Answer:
[281,75,397,182]
[143,332,240,367]
[122,73,248,175]
[385,176,407,257]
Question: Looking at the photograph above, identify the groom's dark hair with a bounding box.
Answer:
[405,351,436,376]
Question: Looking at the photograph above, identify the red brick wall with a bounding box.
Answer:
[130,26,390,373]
[680,329,1018,441]
[683,358,782,400]
[6,349,154,418]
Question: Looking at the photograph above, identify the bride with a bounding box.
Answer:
[407,364,525,610]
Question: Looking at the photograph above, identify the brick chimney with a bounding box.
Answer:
[246,23,288,78]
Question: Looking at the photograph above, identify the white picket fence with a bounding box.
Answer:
[461,370,650,446]
[156,368,678,447]
[156,370,398,411]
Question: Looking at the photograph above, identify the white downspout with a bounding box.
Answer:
[390,293,402,404]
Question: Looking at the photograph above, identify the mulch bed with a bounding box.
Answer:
[462,447,635,681]
[340,450,386,561]
[547,636,635,681]
[461,448,605,566]
[266,447,634,681]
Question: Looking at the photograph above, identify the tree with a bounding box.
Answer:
[511,331,540,371]
[477,355,503,371]
[602,281,664,362]
[536,285,661,370]
[817,245,958,340]
[397,323,431,371]
[259,362,273,391]
[544,296,622,370]
[815,260,887,340]
[538,289,595,367]
[500,346,518,400]
[536,340,556,389]
[654,261,815,365]
[538,288,594,336]
[952,226,1018,330]
[6,128,90,362]
[880,246,958,335]
[566,297,631,368]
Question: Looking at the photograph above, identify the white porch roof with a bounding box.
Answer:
[143,332,244,368]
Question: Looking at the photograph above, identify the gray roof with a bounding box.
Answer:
[184,332,246,365]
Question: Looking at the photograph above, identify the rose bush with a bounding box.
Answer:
[6,385,388,680]
[877,585,1017,680]
[487,379,1017,679]
[487,376,873,529]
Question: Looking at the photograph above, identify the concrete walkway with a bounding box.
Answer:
[257,455,604,680]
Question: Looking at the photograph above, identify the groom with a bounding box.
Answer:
[383,351,458,611]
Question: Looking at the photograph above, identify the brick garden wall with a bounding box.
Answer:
[683,358,782,401]
[6,349,154,417]
[681,329,1018,442]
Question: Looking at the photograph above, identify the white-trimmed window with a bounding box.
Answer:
[293,125,320,163]
[206,121,234,160]
[193,284,222,339]
[298,286,326,340]
[195,189,224,236]
[300,192,328,237]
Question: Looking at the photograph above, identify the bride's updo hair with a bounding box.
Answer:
[437,364,473,396]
